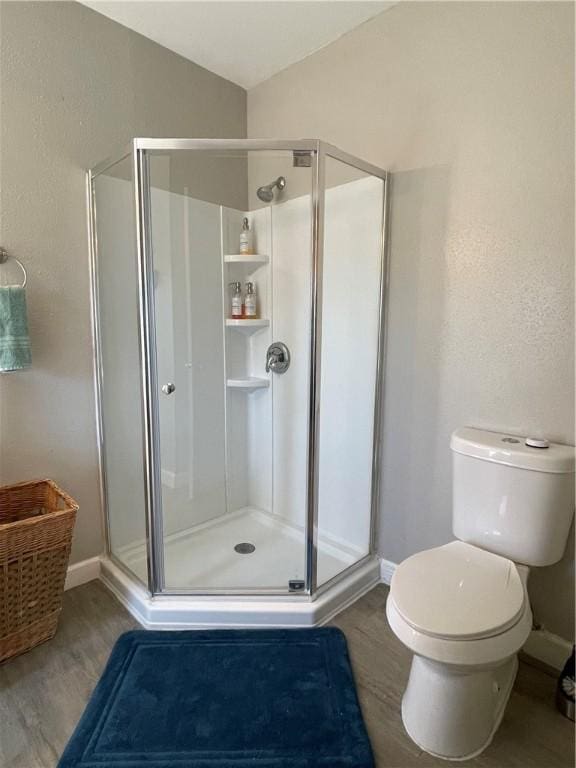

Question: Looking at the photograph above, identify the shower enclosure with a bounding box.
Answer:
[88,139,389,627]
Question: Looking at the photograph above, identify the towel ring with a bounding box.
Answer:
[0,247,27,288]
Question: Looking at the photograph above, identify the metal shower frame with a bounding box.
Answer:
[87,138,391,600]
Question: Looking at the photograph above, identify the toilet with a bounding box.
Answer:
[386,427,575,761]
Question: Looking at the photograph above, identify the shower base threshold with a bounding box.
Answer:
[100,555,380,629]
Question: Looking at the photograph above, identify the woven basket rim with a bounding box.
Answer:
[0,479,79,532]
[0,478,79,506]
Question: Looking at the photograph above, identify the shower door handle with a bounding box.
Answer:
[266,342,290,374]
[161,383,175,395]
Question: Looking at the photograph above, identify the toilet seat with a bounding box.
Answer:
[386,595,532,668]
[390,541,525,641]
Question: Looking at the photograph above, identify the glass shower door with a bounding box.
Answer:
[150,172,228,591]
[145,148,312,593]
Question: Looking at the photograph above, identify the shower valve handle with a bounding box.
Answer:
[266,342,290,374]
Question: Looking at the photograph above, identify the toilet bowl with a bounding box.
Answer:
[387,427,575,761]
[386,541,532,760]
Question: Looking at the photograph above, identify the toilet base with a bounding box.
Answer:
[401,653,518,760]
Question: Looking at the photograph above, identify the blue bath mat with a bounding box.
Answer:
[59,628,373,768]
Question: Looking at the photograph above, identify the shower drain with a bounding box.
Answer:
[234,542,256,554]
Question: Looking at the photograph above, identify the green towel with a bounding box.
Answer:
[0,285,31,371]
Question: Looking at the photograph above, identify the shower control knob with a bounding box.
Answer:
[161,383,175,395]
[266,342,290,374]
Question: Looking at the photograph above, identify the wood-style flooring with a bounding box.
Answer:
[0,582,573,767]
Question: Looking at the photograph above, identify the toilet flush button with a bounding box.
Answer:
[525,437,550,449]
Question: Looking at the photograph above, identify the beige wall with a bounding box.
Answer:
[248,1,575,640]
[0,1,246,563]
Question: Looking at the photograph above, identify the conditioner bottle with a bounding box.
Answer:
[244,282,258,319]
[239,218,253,255]
[229,281,243,319]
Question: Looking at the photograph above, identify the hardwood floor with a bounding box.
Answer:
[0,581,573,767]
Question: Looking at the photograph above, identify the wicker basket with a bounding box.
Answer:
[0,479,78,663]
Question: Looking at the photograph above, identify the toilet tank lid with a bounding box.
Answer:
[451,427,575,474]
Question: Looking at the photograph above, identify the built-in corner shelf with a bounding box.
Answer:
[225,318,270,334]
[226,377,270,392]
[224,254,269,265]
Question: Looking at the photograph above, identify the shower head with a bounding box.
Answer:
[256,176,286,203]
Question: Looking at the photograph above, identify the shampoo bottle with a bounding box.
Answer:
[244,282,257,319]
[239,218,253,255]
[229,281,243,319]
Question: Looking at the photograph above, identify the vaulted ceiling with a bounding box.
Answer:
[81,1,394,89]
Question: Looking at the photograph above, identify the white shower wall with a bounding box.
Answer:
[269,195,312,531]
[151,187,228,537]
[245,208,274,512]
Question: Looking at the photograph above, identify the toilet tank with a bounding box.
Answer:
[451,427,575,566]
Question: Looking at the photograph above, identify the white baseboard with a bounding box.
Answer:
[64,556,101,591]
[380,557,396,585]
[378,556,572,672]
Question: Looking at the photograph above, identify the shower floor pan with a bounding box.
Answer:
[100,507,380,629]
